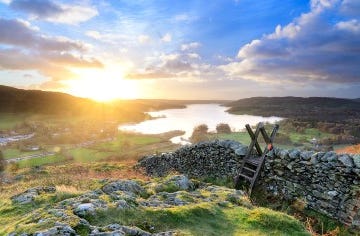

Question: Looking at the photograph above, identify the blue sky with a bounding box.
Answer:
[0,0,359,100]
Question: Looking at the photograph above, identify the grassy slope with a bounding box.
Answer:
[88,203,309,236]
[0,163,310,235]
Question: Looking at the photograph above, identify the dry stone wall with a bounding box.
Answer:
[138,140,360,229]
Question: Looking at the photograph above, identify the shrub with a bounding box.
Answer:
[8,162,19,173]
[216,123,231,134]
[190,124,209,143]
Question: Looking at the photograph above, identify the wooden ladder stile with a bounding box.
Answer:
[235,122,279,196]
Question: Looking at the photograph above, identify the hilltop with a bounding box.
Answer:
[225,96,360,122]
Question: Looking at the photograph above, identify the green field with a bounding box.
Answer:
[0,113,28,130]
[3,149,42,160]
[288,128,332,143]
[68,148,114,163]
[17,154,69,168]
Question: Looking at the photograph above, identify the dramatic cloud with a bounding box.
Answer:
[9,0,97,24]
[220,0,360,85]
[0,18,102,83]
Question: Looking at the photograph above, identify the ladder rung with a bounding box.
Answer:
[242,166,256,173]
[245,158,261,166]
[238,173,253,181]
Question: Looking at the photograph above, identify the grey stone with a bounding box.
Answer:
[74,203,95,217]
[289,150,300,160]
[11,186,56,204]
[34,224,76,236]
[339,155,354,168]
[90,231,125,236]
[353,154,360,168]
[327,191,338,198]
[102,180,145,195]
[234,146,247,156]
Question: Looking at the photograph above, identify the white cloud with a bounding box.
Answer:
[181,42,201,51]
[336,19,360,32]
[86,30,101,39]
[138,34,151,44]
[161,33,172,42]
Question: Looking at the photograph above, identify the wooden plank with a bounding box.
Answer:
[245,124,263,155]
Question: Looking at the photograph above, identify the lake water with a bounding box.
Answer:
[119,104,283,144]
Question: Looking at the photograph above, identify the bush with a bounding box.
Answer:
[0,150,6,172]
[8,162,19,173]
[216,123,231,134]
[190,124,209,143]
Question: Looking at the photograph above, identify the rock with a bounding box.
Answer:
[11,186,56,204]
[300,151,312,161]
[102,180,145,196]
[353,154,360,168]
[120,226,152,236]
[116,200,130,209]
[289,150,300,160]
[234,146,247,156]
[339,155,354,168]
[74,203,95,217]
[90,231,125,236]
[155,175,193,192]
[34,223,76,236]
[153,231,175,236]
[327,191,338,198]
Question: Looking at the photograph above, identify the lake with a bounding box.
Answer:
[119,104,283,144]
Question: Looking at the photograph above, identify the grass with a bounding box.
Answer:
[288,128,332,143]
[17,154,69,168]
[3,148,43,160]
[95,132,162,152]
[0,113,28,130]
[3,148,23,159]
[87,203,309,236]
[68,148,114,163]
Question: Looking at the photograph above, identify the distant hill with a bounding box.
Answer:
[225,96,360,122]
[0,85,184,121]
[0,85,99,115]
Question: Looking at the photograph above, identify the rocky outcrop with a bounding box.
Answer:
[11,186,56,204]
[138,140,360,229]
[9,175,248,235]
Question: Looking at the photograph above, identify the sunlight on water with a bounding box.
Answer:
[119,104,283,144]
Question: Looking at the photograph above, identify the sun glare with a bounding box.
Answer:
[65,68,139,101]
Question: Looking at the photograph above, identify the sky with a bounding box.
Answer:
[0,0,359,101]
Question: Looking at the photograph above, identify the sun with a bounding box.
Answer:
[65,67,139,101]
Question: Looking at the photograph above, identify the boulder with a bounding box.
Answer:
[102,180,145,196]
[11,186,56,204]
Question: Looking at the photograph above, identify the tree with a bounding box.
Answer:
[216,123,232,134]
[190,124,209,143]
[0,150,6,172]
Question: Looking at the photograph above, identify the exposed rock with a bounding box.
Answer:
[102,180,145,196]
[74,203,96,217]
[34,223,76,236]
[155,175,193,192]
[11,186,56,204]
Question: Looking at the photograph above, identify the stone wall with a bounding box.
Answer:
[138,140,360,229]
